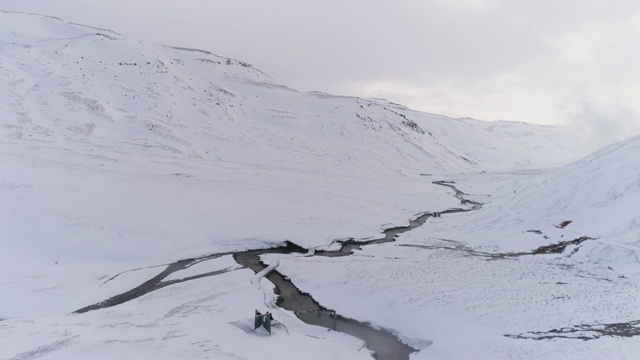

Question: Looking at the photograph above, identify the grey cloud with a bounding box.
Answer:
[0,0,593,85]
[570,101,640,150]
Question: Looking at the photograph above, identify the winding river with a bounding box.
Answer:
[76,181,479,360]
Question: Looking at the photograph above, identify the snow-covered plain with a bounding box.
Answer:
[1,10,638,360]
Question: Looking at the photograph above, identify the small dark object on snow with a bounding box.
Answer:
[556,220,573,229]
[254,310,274,334]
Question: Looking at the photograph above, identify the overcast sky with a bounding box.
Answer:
[1,0,639,147]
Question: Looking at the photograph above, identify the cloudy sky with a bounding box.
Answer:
[1,0,639,147]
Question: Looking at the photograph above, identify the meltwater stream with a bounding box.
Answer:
[232,216,436,360]
[75,181,480,360]
[233,181,481,360]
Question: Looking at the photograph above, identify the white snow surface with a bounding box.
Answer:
[277,137,640,359]
[422,135,640,279]
[3,11,637,360]
[0,11,587,312]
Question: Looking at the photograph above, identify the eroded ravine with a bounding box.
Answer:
[74,181,480,360]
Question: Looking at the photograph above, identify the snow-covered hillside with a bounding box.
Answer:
[0,11,588,312]
[4,10,636,360]
[511,134,640,244]
[439,134,640,277]
[274,136,640,359]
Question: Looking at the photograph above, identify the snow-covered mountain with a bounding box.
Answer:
[421,133,640,259]
[512,134,640,243]
[0,11,585,173]
[3,10,638,360]
[0,10,588,312]
[457,134,640,277]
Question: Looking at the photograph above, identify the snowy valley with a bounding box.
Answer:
[1,11,638,360]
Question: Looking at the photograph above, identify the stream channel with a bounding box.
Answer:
[75,181,481,360]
